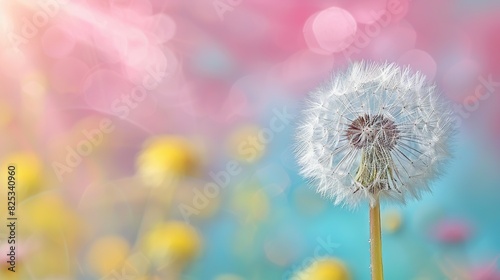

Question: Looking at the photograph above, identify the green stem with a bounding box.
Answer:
[370,197,384,280]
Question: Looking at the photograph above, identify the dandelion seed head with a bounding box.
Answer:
[346,114,399,150]
[295,61,455,208]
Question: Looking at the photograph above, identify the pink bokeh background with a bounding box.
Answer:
[1,0,500,279]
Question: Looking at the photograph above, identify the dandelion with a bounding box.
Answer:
[295,61,455,279]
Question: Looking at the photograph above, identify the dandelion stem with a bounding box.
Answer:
[370,196,384,280]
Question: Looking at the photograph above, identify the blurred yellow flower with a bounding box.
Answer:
[142,221,202,267]
[18,194,84,278]
[293,257,351,280]
[0,101,13,127]
[20,193,85,245]
[382,209,403,233]
[86,235,130,277]
[1,152,43,200]
[231,184,269,224]
[26,242,75,278]
[137,136,200,187]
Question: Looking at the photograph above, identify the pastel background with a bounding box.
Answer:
[1,0,500,279]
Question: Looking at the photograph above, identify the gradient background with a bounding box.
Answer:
[1,0,500,279]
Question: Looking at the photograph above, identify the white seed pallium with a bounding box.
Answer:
[295,61,455,208]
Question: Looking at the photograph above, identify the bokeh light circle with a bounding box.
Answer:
[117,28,151,67]
[345,0,388,24]
[398,49,437,80]
[42,25,76,59]
[304,7,357,55]
[148,14,177,44]
[442,59,481,102]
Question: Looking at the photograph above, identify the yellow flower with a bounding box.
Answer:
[1,152,43,200]
[382,209,403,233]
[294,257,351,280]
[142,221,202,267]
[0,101,13,127]
[25,241,75,278]
[231,183,269,224]
[20,193,85,245]
[86,235,130,277]
[137,136,200,187]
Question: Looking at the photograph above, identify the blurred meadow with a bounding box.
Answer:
[1,0,500,279]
